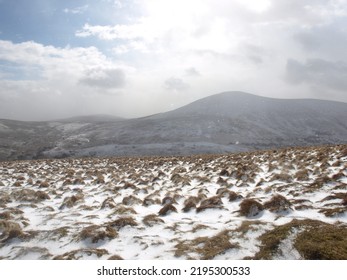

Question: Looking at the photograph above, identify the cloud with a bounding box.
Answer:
[76,23,146,40]
[294,24,347,58]
[63,5,89,15]
[164,77,189,91]
[0,40,129,120]
[185,67,201,77]
[79,68,126,90]
[286,58,347,92]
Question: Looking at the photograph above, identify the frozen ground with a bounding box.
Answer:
[0,144,346,260]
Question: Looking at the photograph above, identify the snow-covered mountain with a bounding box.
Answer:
[0,91,347,161]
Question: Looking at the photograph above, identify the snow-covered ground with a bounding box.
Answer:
[0,144,346,260]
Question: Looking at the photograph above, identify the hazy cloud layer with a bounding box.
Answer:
[80,68,126,90]
[1,0,347,120]
[164,77,189,91]
[286,58,347,92]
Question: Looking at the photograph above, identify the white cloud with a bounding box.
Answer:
[79,68,126,90]
[164,77,189,91]
[0,40,130,120]
[63,5,89,15]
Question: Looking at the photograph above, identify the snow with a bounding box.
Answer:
[0,144,346,259]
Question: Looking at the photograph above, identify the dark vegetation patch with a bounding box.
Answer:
[158,203,177,216]
[182,196,199,212]
[108,254,124,260]
[239,198,264,217]
[196,196,223,213]
[12,246,53,260]
[53,248,109,260]
[101,197,117,209]
[79,224,118,243]
[59,193,84,209]
[142,214,164,227]
[0,220,24,243]
[108,216,138,230]
[228,191,242,202]
[191,224,211,233]
[11,189,50,203]
[318,207,347,217]
[109,206,137,216]
[254,219,347,260]
[174,230,238,260]
[264,194,292,213]
[122,195,142,206]
[142,197,161,206]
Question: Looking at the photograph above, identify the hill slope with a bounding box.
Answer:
[0,91,346,160]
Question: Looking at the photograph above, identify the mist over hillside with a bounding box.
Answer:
[0,91,346,161]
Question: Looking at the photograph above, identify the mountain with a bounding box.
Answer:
[0,91,347,161]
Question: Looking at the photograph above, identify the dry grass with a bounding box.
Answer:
[182,197,199,212]
[142,214,164,227]
[108,254,124,260]
[228,191,242,202]
[109,206,137,216]
[0,220,23,242]
[318,207,346,217]
[122,195,142,206]
[158,203,177,216]
[53,248,109,260]
[59,193,84,209]
[270,173,292,183]
[100,197,117,209]
[108,216,138,230]
[174,230,238,259]
[254,219,347,260]
[264,194,292,213]
[79,224,118,243]
[196,196,223,213]
[11,189,50,203]
[239,198,264,217]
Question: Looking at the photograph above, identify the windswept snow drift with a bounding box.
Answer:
[0,144,346,260]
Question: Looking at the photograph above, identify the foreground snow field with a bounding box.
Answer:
[0,144,347,260]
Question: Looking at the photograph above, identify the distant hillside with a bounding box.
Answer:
[0,91,347,161]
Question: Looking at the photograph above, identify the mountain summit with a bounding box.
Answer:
[1,91,347,160]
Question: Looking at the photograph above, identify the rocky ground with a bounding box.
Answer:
[0,144,346,260]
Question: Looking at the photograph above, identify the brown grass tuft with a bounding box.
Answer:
[228,191,242,202]
[216,187,230,197]
[108,216,138,230]
[174,230,238,260]
[53,248,109,260]
[270,173,292,183]
[143,197,161,206]
[239,198,264,217]
[108,255,124,260]
[79,224,118,243]
[59,193,84,209]
[219,169,230,176]
[197,196,223,213]
[122,195,142,206]
[161,196,176,205]
[101,197,117,209]
[264,194,292,213]
[142,214,164,227]
[0,220,23,242]
[158,203,177,216]
[182,198,198,212]
[254,219,347,260]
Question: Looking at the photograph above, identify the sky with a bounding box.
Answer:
[1,0,347,121]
